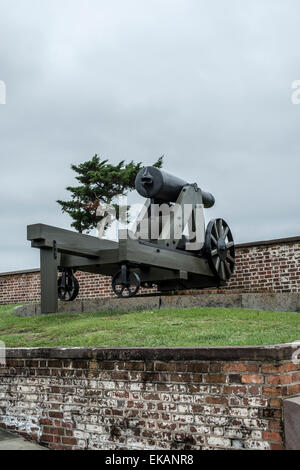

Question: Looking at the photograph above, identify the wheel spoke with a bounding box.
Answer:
[227,254,235,263]
[218,219,224,238]
[224,260,231,276]
[58,271,79,302]
[206,219,234,282]
[223,226,229,239]
[213,221,219,238]
[211,234,218,246]
[220,261,225,279]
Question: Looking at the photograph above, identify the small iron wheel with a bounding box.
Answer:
[58,269,79,302]
[205,218,235,281]
[112,269,141,298]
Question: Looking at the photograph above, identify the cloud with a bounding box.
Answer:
[0,0,300,271]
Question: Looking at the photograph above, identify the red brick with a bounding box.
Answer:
[205,374,226,384]
[291,372,300,382]
[210,363,222,372]
[170,373,191,383]
[271,443,284,450]
[222,363,247,373]
[262,386,282,397]
[242,375,264,384]
[269,398,282,408]
[155,362,176,372]
[39,418,52,426]
[262,431,282,443]
[40,435,54,443]
[261,364,287,374]
[223,385,247,395]
[248,385,260,395]
[205,396,228,405]
[269,420,281,431]
[183,363,208,374]
[286,384,300,395]
[62,437,77,445]
[267,375,291,385]
[49,412,63,419]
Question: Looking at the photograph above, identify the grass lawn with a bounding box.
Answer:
[0,304,300,348]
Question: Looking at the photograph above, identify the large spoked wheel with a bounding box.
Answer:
[205,219,235,282]
[112,267,141,298]
[58,270,79,302]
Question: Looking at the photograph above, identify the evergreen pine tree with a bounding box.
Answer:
[57,155,163,233]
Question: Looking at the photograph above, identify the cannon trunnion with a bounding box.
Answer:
[28,166,235,314]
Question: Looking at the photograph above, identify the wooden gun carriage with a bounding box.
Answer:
[28,167,235,314]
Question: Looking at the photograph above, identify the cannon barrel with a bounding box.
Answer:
[135,166,215,208]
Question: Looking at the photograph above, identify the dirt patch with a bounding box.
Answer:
[0,327,33,336]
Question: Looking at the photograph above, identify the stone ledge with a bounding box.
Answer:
[4,342,300,362]
[14,292,300,318]
[14,296,161,317]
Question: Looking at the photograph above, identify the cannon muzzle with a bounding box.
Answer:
[135,166,215,208]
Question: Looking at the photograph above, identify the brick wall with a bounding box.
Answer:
[227,237,300,293]
[0,270,116,306]
[0,270,41,305]
[0,346,299,450]
[1,236,300,305]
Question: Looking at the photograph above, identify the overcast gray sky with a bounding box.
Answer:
[0,0,300,272]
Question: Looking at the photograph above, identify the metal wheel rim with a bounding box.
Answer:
[58,274,79,301]
[112,271,141,298]
[205,218,235,281]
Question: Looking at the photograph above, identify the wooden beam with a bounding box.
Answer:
[40,248,59,314]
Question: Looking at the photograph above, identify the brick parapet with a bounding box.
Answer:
[0,345,299,450]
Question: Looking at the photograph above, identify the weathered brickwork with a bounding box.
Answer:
[227,239,300,293]
[0,270,41,305]
[0,347,299,450]
[1,237,300,305]
[0,270,156,306]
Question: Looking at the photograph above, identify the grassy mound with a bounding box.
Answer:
[0,304,300,348]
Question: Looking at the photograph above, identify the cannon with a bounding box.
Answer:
[135,166,215,207]
[27,166,235,314]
